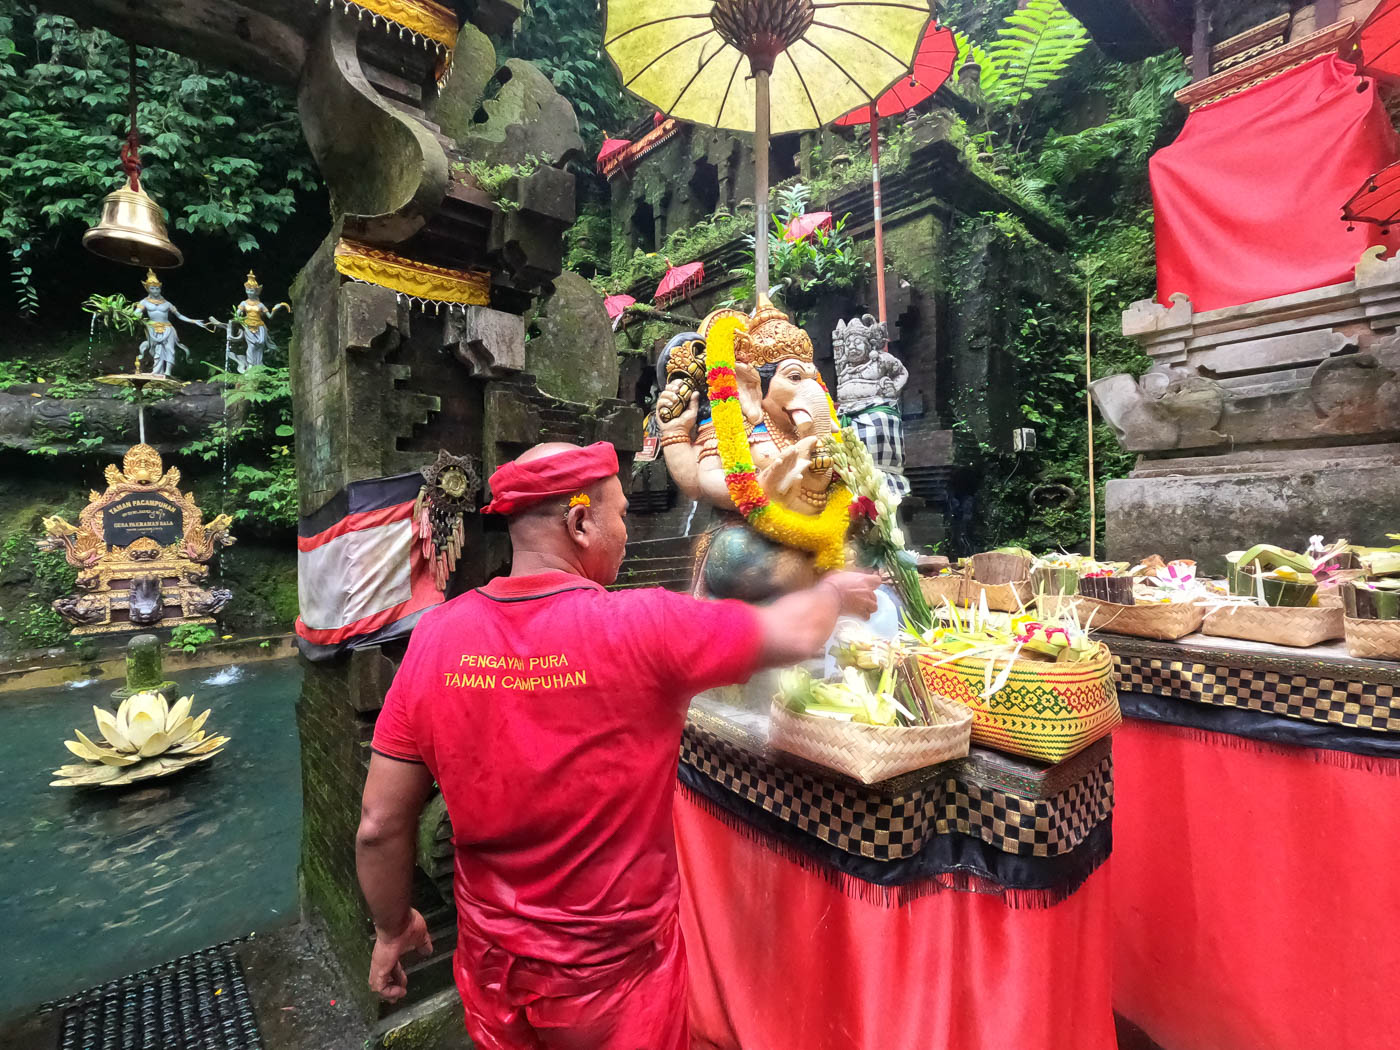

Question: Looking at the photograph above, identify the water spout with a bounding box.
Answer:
[682,500,699,537]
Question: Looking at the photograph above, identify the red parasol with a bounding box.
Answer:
[1353,0,1400,82]
[784,211,833,242]
[654,261,704,307]
[597,137,631,171]
[834,23,957,329]
[603,293,636,320]
[1342,159,1400,230]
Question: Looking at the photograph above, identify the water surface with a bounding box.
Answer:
[0,659,303,1020]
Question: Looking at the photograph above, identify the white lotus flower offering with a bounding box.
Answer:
[51,690,230,788]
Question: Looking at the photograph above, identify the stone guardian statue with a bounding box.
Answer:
[834,314,910,497]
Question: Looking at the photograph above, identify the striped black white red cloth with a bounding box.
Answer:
[294,471,442,660]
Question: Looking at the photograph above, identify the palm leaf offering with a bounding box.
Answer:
[51,691,230,788]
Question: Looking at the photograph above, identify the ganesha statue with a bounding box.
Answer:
[656,296,855,602]
[834,314,909,498]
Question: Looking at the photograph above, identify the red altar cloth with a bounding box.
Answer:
[674,790,1116,1050]
[1112,721,1400,1050]
[1151,55,1400,312]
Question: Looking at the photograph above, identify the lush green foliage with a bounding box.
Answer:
[82,292,141,334]
[600,212,747,294]
[508,0,641,150]
[0,530,77,649]
[955,0,1089,112]
[462,155,546,211]
[726,183,870,309]
[0,10,317,311]
[180,363,297,532]
[940,43,1184,554]
[168,622,216,653]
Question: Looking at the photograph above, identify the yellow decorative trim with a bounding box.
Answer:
[316,0,458,51]
[334,239,491,308]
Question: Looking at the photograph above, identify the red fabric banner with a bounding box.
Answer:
[674,790,1116,1050]
[1151,55,1400,312]
[1112,721,1400,1050]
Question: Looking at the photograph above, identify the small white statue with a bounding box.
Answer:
[834,314,909,497]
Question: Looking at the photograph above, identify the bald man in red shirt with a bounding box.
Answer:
[356,441,878,1049]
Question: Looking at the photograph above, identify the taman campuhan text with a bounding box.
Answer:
[442,653,586,690]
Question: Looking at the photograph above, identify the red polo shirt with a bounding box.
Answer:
[372,570,762,967]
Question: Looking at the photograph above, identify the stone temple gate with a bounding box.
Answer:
[35,0,641,1041]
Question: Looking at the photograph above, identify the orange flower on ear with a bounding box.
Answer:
[568,494,591,508]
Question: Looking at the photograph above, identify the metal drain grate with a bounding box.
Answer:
[50,941,263,1050]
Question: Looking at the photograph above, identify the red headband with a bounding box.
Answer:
[481,442,619,516]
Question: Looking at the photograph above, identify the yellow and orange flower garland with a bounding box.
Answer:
[704,315,852,570]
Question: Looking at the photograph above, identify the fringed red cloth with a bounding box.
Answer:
[1151,55,1400,311]
[675,788,1116,1050]
[1113,720,1400,1050]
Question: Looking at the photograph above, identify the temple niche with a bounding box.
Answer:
[39,444,234,635]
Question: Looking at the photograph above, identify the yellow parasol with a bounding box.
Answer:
[604,0,932,298]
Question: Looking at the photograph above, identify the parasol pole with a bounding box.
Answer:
[1085,279,1096,560]
[870,109,889,337]
[754,65,772,298]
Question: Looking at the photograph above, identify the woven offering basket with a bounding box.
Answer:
[962,578,1034,613]
[1076,597,1205,641]
[915,642,1120,764]
[1344,618,1400,661]
[1202,604,1344,648]
[920,573,966,608]
[768,695,973,784]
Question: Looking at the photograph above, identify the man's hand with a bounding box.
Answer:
[821,570,881,619]
[368,908,433,1003]
[756,569,881,667]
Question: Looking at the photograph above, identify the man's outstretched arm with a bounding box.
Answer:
[755,570,881,667]
[357,753,436,1002]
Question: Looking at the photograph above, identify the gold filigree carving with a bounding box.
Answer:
[41,444,235,636]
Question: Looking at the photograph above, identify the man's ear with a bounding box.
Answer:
[564,504,591,548]
[735,362,763,424]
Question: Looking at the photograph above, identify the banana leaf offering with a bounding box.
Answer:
[1029,553,1129,597]
[781,648,941,727]
[1225,544,1319,607]
[1343,579,1400,621]
[1356,534,1400,578]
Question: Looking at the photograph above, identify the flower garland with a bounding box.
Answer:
[704,315,852,570]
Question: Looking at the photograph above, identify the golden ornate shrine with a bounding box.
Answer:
[39,444,235,636]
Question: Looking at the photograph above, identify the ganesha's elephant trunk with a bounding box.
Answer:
[788,381,832,440]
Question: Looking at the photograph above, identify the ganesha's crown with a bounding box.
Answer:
[742,293,814,367]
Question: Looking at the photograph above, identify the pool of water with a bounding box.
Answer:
[0,658,303,1021]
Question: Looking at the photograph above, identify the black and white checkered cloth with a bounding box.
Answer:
[847,408,910,498]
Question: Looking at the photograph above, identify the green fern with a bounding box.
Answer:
[958,0,1088,112]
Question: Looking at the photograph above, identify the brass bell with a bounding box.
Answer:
[83,183,183,269]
